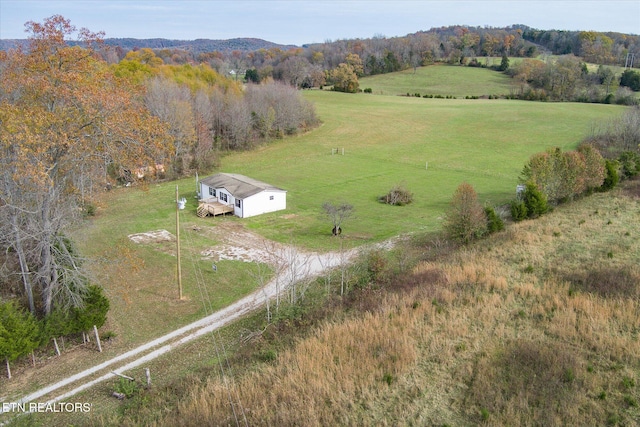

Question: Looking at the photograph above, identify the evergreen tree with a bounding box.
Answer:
[498,54,510,71]
[600,159,619,191]
[523,181,549,218]
[485,206,505,233]
[71,285,110,334]
[0,302,41,378]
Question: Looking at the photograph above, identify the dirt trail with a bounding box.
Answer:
[1,227,366,413]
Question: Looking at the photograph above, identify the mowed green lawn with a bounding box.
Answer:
[218,90,625,249]
[359,63,515,97]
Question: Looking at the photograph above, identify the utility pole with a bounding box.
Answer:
[176,185,183,300]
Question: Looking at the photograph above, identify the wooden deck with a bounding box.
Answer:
[197,198,234,218]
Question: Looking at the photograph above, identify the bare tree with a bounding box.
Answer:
[248,259,274,323]
[280,244,312,304]
[145,77,196,174]
[276,56,311,88]
[225,95,253,149]
[322,202,354,236]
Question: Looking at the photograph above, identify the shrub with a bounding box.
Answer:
[577,144,606,192]
[485,206,504,233]
[0,302,41,377]
[114,377,139,398]
[510,200,528,222]
[379,183,413,206]
[600,159,619,191]
[522,146,607,203]
[620,69,640,91]
[522,181,549,218]
[83,202,97,217]
[498,54,510,72]
[618,151,640,179]
[364,249,393,285]
[444,183,487,243]
[363,87,372,93]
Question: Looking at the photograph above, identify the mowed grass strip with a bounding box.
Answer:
[221,91,626,249]
[359,63,515,97]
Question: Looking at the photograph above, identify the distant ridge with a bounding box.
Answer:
[0,37,298,52]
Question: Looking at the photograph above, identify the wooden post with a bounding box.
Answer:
[176,186,183,300]
[93,325,102,353]
[53,337,61,356]
[145,368,151,387]
[6,357,11,379]
[111,371,135,381]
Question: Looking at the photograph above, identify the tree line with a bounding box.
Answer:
[444,106,640,243]
[55,25,635,94]
[112,48,318,177]
[83,25,640,99]
[506,56,639,104]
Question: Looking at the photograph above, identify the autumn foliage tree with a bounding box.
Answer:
[329,63,359,93]
[521,146,605,204]
[0,16,173,317]
[444,183,487,243]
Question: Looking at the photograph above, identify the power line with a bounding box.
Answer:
[180,210,248,426]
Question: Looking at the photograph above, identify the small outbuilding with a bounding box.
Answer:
[198,173,286,218]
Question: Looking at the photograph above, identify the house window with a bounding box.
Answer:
[220,193,228,202]
[209,187,216,197]
[236,199,241,208]
[269,195,274,201]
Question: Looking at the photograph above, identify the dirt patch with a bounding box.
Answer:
[127,223,280,264]
[200,225,287,263]
[201,245,274,263]
[128,229,175,244]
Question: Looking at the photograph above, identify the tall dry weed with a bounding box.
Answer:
[116,187,640,427]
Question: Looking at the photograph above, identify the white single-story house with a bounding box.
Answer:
[198,173,287,218]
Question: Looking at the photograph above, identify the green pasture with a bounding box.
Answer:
[41,85,625,404]
[219,91,625,248]
[359,63,515,97]
[73,90,625,340]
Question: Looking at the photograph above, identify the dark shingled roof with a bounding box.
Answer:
[200,173,285,199]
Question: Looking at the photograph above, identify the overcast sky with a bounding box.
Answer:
[1,0,638,46]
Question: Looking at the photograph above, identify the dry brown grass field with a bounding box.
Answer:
[73,181,640,427]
